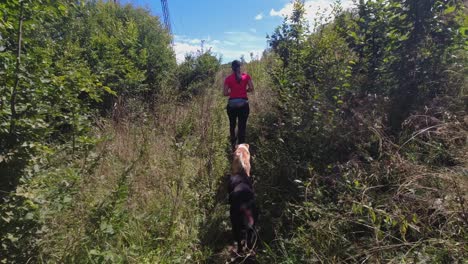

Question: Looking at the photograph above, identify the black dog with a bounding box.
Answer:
[228,173,258,253]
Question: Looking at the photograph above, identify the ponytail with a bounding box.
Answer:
[235,70,242,84]
[231,60,242,84]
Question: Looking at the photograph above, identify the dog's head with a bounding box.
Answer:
[232,144,251,177]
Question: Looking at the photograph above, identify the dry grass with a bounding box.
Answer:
[15,82,233,263]
[245,58,276,118]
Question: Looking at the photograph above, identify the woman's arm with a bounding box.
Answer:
[223,83,230,96]
[247,79,254,93]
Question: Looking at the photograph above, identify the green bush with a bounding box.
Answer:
[176,51,221,100]
[0,0,175,192]
[251,0,467,262]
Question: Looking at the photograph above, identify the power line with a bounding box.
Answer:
[161,0,172,35]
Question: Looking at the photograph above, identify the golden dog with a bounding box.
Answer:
[232,144,251,177]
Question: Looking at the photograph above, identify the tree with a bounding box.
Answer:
[0,0,177,192]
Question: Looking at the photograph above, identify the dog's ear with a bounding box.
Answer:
[234,144,239,150]
[244,144,249,149]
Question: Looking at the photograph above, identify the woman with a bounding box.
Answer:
[224,60,254,150]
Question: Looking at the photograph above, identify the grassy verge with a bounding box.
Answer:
[1,76,233,263]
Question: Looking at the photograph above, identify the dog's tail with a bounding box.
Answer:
[240,206,254,228]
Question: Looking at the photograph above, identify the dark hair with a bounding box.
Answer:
[231,60,241,70]
[231,60,242,83]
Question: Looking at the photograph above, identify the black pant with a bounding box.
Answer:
[227,103,249,146]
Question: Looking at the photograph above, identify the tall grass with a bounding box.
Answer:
[245,59,468,263]
[1,77,234,263]
[2,57,466,263]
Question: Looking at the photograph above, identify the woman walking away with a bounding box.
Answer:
[224,60,254,150]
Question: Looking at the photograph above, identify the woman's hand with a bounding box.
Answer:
[223,84,230,96]
[247,79,255,93]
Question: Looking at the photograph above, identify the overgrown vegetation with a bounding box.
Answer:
[0,0,175,192]
[1,1,226,262]
[250,0,467,262]
[1,0,466,263]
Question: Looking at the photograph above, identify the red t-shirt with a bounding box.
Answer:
[224,73,251,99]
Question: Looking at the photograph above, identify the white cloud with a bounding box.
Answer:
[224,31,265,44]
[174,32,267,63]
[173,35,214,63]
[173,1,356,64]
[188,38,202,44]
[269,8,284,17]
[219,31,266,62]
[270,0,355,28]
[223,40,236,46]
[173,41,201,63]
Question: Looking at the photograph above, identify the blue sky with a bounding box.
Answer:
[120,0,354,63]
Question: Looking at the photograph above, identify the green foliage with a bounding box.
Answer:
[0,1,180,261]
[1,0,466,263]
[176,50,221,100]
[75,1,176,99]
[343,0,466,131]
[0,194,40,263]
[0,88,230,263]
[265,0,356,176]
[252,0,467,262]
[268,0,308,70]
[0,0,175,192]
